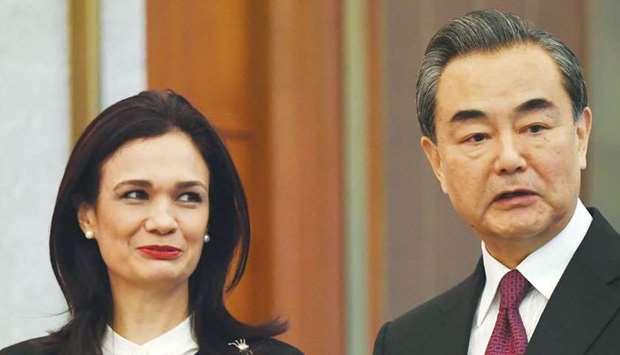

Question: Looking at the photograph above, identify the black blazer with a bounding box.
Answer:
[0,336,303,355]
[373,208,620,355]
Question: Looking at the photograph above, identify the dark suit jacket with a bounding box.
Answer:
[0,336,303,355]
[373,208,620,355]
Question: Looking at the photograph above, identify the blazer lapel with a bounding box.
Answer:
[526,209,620,355]
[423,260,485,355]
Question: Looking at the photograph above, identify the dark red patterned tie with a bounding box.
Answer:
[485,270,530,355]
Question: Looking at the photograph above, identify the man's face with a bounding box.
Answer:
[421,44,591,251]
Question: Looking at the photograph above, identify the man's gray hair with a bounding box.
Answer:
[416,9,588,141]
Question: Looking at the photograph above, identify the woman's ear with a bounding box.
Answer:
[77,203,97,238]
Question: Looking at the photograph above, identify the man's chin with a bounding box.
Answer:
[480,215,553,242]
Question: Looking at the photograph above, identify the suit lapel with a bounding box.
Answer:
[423,260,485,355]
[526,209,620,355]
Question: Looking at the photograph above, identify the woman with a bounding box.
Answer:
[0,90,302,355]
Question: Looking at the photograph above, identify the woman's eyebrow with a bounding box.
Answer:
[176,181,208,190]
[113,179,208,191]
[113,179,151,191]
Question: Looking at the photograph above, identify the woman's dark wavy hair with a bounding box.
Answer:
[42,90,286,354]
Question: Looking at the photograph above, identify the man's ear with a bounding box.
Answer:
[77,202,97,237]
[576,107,592,170]
[420,136,448,193]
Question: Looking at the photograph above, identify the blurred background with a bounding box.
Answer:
[1,1,618,354]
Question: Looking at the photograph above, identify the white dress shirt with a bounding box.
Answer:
[102,316,199,355]
[467,199,592,355]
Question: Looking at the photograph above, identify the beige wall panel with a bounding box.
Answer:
[266,1,344,353]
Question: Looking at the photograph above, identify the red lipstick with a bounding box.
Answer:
[137,245,182,260]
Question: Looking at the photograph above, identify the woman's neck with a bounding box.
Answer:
[109,277,190,345]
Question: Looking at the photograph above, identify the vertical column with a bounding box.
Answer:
[367,0,386,345]
[267,1,344,354]
[343,0,370,354]
[69,0,101,142]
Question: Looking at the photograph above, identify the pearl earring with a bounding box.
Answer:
[204,234,210,243]
[85,231,94,239]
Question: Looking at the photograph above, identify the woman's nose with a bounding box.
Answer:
[144,202,177,235]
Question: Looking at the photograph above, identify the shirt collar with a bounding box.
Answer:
[475,199,592,327]
[102,316,198,355]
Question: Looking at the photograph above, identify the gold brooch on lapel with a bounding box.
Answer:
[228,338,253,354]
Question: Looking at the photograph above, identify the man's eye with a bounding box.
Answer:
[465,133,487,143]
[178,192,203,203]
[122,190,148,199]
[528,125,546,133]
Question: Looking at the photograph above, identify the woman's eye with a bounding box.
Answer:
[122,190,148,199]
[178,192,203,203]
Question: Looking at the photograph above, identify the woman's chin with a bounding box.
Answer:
[128,268,191,288]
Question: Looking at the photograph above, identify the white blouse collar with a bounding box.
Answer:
[102,316,198,355]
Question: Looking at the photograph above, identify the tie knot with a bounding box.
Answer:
[498,270,530,309]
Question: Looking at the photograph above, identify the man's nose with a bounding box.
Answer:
[144,201,177,235]
[493,134,527,175]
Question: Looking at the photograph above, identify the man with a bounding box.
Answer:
[374,9,620,355]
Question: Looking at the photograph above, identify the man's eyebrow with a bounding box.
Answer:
[448,98,558,124]
[450,109,487,123]
[514,98,557,114]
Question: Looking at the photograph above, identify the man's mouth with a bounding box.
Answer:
[494,189,538,202]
